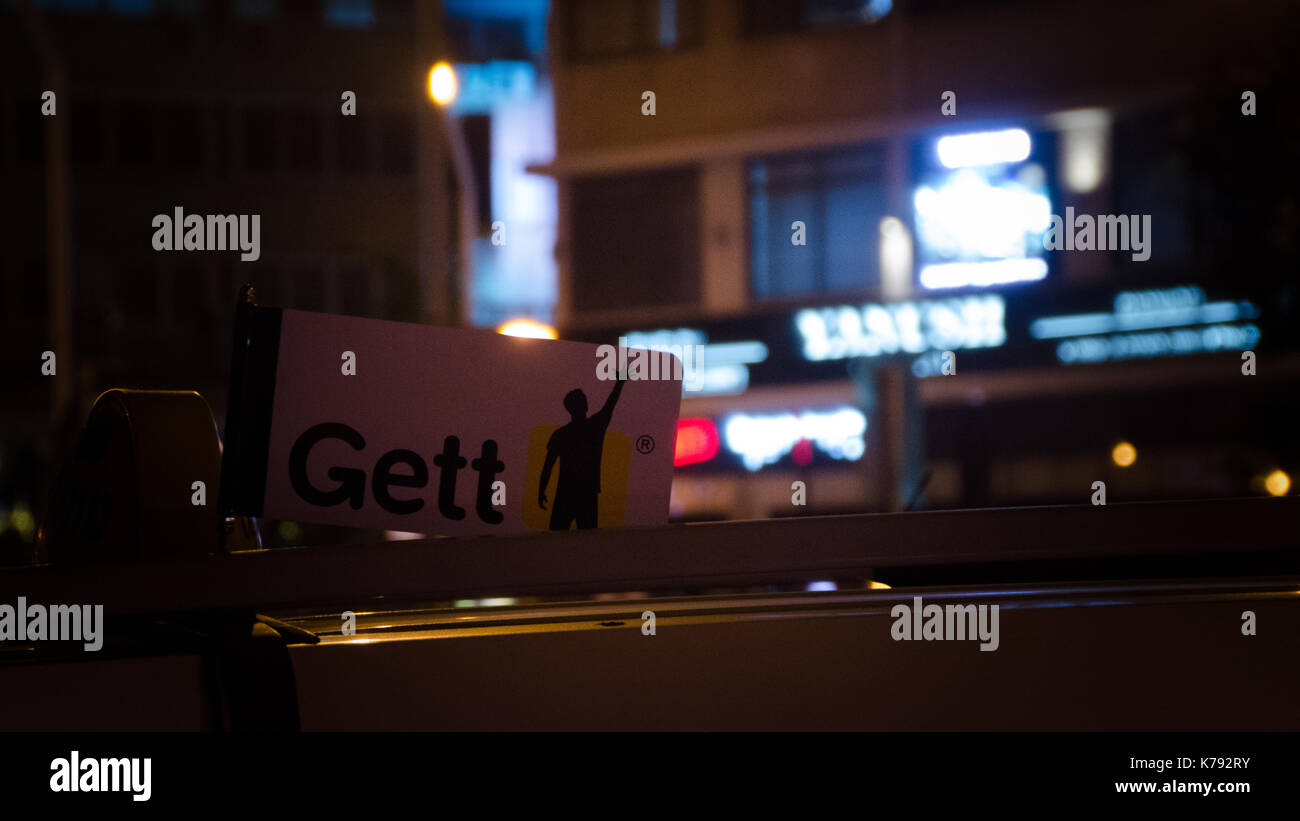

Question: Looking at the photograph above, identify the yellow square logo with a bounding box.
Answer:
[523,425,629,530]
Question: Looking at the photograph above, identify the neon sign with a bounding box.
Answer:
[1029,286,1261,364]
[722,408,866,472]
[674,418,720,467]
[795,296,1006,362]
[915,129,1052,290]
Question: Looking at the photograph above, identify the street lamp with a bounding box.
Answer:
[497,319,557,340]
[429,61,457,106]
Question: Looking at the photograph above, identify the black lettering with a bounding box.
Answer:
[431,435,467,520]
[289,422,366,509]
[372,448,428,515]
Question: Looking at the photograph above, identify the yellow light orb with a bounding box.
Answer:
[1111,441,1137,468]
[277,521,301,543]
[9,506,36,539]
[497,318,557,340]
[1264,469,1291,497]
[429,62,457,106]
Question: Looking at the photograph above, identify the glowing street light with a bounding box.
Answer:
[1264,469,1291,497]
[497,318,557,339]
[429,61,457,106]
[1111,441,1137,468]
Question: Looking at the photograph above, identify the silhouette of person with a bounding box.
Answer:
[538,374,625,530]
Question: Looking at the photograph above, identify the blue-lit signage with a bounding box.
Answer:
[795,295,1006,362]
[449,61,536,115]
[915,128,1053,290]
[573,283,1280,396]
[1029,286,1260,364]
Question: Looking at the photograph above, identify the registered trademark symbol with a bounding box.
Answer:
[635,435,655,454]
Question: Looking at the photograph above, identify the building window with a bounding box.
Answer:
[570,167,699,312]
[324,0,373,27]
[566,0,701,60]
[749,143,887,299]
[108,0,155,14]
[742,0,892,35]
[373,0,412,27]
[445,14,533,62]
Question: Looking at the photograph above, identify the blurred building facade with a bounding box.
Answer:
[539,0,1300,519]
[0,0,460,552]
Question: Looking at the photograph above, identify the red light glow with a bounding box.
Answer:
[674,418,719,467]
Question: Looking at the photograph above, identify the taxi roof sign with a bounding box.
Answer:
[220,286,683,536]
